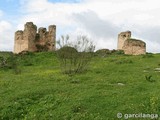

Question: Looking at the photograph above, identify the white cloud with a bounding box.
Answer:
[0,21,11,32]
[0,21,14,51]
[19,0,86,26]
[72,11,119,50]
[73,11,119,38]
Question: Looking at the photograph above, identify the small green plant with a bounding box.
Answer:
[145,75,155,82]
[150,96,159,113]
[72,104,85,113]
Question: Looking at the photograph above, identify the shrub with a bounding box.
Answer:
[57,35,95,74]
[74,52,93,73]
[57,46,93,74]
[57,46,78,74]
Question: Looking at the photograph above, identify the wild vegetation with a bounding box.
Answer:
[1,50,160,119]
[57,35,95,74]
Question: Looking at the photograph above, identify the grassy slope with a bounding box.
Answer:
[0,52,160,120]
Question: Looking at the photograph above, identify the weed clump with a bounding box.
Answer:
[145,75,155,82]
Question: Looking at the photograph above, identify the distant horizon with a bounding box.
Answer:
[1,0,160,53]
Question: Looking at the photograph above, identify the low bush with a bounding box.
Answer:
[57,46,93,74]
[57,35,95,75]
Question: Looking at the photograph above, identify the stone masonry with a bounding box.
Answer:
[117,31,146,55]
[122,39,146,55]
[14,22,56,54]
[117,31,131,50]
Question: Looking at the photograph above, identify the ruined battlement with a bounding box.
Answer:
[117,31,146,55]
[14,22,56,54]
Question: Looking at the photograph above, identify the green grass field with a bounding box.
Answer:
[1,52,160,120]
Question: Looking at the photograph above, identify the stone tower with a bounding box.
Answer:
[117,31,146,55]
[14,22,56,54]
[14,30,27,53]
[117,31,131,50]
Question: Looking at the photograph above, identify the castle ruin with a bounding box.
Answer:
[118,31,146,55]
[118,31,131,50]
[14,22,56,54]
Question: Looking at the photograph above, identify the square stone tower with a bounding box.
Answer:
[117,31,131,50]
[14,22,56,54]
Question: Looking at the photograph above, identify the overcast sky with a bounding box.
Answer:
[0,0,160,52]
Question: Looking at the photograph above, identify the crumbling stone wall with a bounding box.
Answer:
[14,22,56,54]
[117,31,146,55]
[122,39,146,55]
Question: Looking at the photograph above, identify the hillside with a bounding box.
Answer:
[0,52,160,120]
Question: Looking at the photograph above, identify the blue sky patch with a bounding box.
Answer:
[48,0,82,3]
[0,0,20,15]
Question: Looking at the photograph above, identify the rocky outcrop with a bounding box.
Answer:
[117,31,146,55]
[122,39,146,55]
[14,22,56,54]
